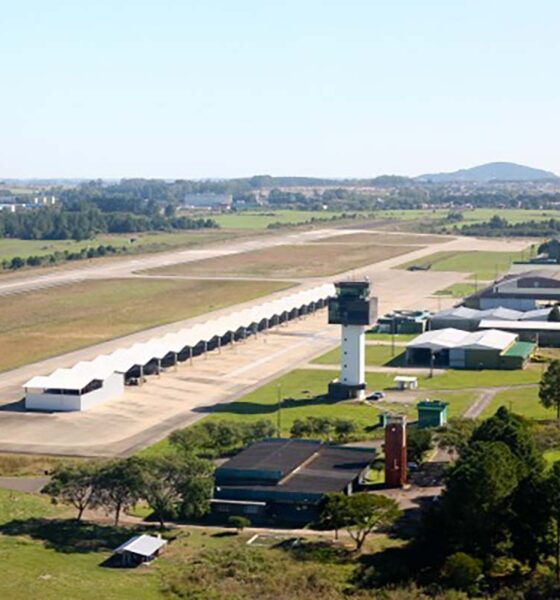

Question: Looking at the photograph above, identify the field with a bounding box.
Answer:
[207,210,367,230]
[365,332,417,342]
[309,232,453,245]
[313,345,406,367]
[398,249,530,280]
[0,488,162,600]
[142,243,422,279]
[434,282,483,298]
[0,278,290,372]
[0,230,242,263]
[480,387,555,420]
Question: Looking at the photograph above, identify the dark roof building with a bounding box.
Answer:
[212,438,373,525]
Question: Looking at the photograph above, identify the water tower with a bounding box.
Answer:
[327,280,377,400]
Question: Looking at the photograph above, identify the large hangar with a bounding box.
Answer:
[406,327,534,369]
[23,284,335,412]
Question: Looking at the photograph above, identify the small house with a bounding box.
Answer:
[394,375,418,390]
[112,534,167,567]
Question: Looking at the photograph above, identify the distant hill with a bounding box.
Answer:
[417,162,559,183]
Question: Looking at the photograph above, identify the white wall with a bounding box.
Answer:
[340,325,365,388]
[25,373,125,412]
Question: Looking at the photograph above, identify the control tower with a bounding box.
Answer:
[327,280,377,400]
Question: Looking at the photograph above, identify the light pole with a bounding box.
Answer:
[277,384,282,437]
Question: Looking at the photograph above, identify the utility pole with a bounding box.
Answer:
[276,384,282,437]
[429,352,434,379]
[391,317,395,357]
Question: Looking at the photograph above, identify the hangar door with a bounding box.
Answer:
[449,348,466,368]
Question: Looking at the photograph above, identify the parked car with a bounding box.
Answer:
[367,391,385,401]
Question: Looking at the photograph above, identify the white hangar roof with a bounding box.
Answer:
[406,328,469,351]
[24,283,335,392]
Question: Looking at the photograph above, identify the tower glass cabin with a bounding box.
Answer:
[327,281,378,400]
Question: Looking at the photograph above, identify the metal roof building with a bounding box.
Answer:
[112,534,167,567]
[406,327,532,370]
[23,283,335,412]
[212,438,374,525]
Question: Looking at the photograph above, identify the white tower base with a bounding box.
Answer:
[339,324,366,400]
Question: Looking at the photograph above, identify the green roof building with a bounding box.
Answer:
[417,400,449,428]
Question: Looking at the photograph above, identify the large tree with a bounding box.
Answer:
[95,458,143,525]
[540,360,560,420]
[320,492,401,551]
[176,455,214,520]
[42,462,99,522]
[546,462,560,580]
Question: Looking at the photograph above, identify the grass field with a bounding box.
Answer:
[313,345,406,367]
[142,243,422,279]
[421,368,541,390]
[365,332,417,342]
[398,249,530,280]
[0,278,290,372]
[208,210,365,230]
[480,387,555,420]
[309,232,453,245]
[0,230,242,263]
[0,488,162,600]
[434,282,484,298]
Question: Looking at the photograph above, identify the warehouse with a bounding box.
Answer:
[465,270,560,310]
[23,283,335,412]
[479,319,560,347]
[376,309,431,334]
[406,328,534,369]
[212,438,373,526]
[429,306,524,331]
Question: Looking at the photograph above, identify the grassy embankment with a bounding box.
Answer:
[0,278,291,372]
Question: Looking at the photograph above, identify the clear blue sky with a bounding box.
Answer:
[1,0,559,179]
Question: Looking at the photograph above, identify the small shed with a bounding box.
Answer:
[394,375,418,390]
[112,534,167,567]
[417,400,448,428]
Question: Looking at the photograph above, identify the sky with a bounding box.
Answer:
[1,0,559,179]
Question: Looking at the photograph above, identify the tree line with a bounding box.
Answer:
[0,207,218,241]
[458,215,560,238]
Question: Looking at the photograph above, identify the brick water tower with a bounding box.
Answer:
[327,280,377,400]
[384,415,407,488]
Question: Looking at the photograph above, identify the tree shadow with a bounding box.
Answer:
[0,518,147,554]
[193,393,341,416]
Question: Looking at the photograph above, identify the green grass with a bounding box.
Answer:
[0,230,240,263]
[398,249,530,280]
[209,210,366,230]
[434,282,486,298]
[313,345,406,367]
[480,387,555,420]
[365,332,417,342]
[421,368,541,390]
[0,277,291,372]
[0,488,162,600]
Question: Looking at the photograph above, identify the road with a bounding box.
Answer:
[0,233,530,457]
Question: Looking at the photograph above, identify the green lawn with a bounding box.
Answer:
[421,368,541,390]
[0,488,161,600]
[365,332,417,342]
[209,210,366,230]
[398,249,530,280]
[480,387,555,420]
[434,282,486,298]
[313,345,406,367]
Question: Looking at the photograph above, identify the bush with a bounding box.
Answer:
[228,516,251,532]
[441,552,482,594]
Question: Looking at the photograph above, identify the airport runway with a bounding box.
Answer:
[0,234,530,456]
